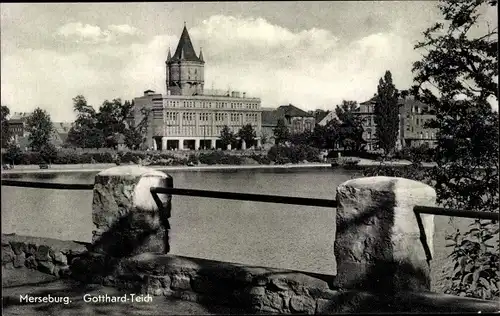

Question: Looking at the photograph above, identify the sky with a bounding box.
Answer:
[1,2,497,122]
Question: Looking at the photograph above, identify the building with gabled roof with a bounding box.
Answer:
[134,24,262,151]
[357,95,437,151]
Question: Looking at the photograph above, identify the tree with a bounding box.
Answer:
[66,95,103,148]
[124,102,151,150]
[273,118,290,145]
[335,100,365,152]
[1,105,10,148]
[40,142,58,164]
[26,108,54,151]
[219,125,236,149]
[238,124,257,148]
[4,140,22,165]
[67,96,150,150]
[412,0,498,300]
[375,71,400,156]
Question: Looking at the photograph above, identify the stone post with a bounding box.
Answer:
[179,139,184,150]
[152,138,157,151]
[91,165,173,258]
[195,139,200,150]
[333,176,435,292]
[241,139,247,150]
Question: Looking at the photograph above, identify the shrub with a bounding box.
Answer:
[198,151,242,165]
[250,154,271,165]
[267,145,321,164]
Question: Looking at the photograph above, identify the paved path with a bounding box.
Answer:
[2,269,243,316]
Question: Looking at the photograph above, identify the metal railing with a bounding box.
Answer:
[2,179,498,264]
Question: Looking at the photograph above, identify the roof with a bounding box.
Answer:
[170,26,202,63]
[315,111,330,122]
[261,104,313,126]
[277,104,314,118]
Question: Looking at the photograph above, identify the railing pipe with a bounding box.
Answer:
[150,187,337,208]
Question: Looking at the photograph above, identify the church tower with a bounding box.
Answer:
[166,24,205,96]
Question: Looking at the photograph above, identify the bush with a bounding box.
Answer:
[250,154,271,165]
[198,151,242,165]
[267,145,321,164]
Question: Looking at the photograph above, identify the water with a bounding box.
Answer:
[1,167,470,290]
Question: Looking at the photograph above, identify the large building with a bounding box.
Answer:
[357,96,438,151]
[134,25,262,150]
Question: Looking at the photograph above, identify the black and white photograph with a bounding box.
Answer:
[1,1,499,314]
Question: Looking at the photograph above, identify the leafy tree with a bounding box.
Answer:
[290,129,312,146]
[1,105,10,148]
[67,96,150,150]
[4,140,22,165]
[40,142,58,164]
[219,125,237,149]
[335,100,365,152]
[124,103,151,150]
[273,118,290,145]
[411,0,499,300]
[238,124,257,148]
[26,108,54,151]
[374,71,400,156]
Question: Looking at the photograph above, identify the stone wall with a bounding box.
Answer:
[2,234,87,277]
[3,234,498,313]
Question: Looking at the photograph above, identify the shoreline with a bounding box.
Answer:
[1,159,437,175]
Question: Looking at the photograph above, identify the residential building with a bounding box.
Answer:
[357,95,437,151]
[261,104,315,146]
[317,111,338,126]
[133,25,262,150]
[6,112,72,149]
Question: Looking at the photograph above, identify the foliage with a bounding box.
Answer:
[66,95,103,148]
[273,118,290,145]
[410,0,499,300]
[250,154,271,165]
[374,71,400,155]
[238,124,257,148]
[219,125,237,149]
[198,151,243,165]
[1,105,10,148]
[39,143,58,164]
[25,108,54,151]
[124,103,151,150]
[444,223,499,300]
[334,100,366,152]
[4,141,22,164]
[66,96,150,150]
[267,145,321,164]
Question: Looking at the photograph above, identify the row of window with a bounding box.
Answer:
[366,131,435,139]
[163,111,259,124]
[165,100,260,109]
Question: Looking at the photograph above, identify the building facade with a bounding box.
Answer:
[134,25,262,150]
[261,104,315,146]
[358,96,437,151]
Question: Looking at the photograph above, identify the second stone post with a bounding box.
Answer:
[333,176,435,292]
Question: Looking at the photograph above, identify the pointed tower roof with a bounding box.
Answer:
[166,48,172,62]
[199,47,204,62]
[171,25,201,62]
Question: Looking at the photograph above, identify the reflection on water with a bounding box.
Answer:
[0,167,471,290]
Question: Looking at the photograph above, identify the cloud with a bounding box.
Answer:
[108,24,139,35]
[55,22,140,44]
[6,15,494,122]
